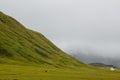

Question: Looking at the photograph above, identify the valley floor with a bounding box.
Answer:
[0,64,120,80]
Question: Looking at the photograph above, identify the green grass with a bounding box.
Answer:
[0,64,120,80]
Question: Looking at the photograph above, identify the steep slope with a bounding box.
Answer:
[0,12,84,68]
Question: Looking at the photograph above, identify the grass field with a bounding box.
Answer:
[0,64,120,80]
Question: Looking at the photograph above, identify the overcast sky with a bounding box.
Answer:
[0,0,120,64]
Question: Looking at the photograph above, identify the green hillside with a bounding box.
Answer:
[0,12,84,68]
[0,12,120,80]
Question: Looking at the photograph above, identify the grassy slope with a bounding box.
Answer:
[0,12,120,80]
[0,12,84,68]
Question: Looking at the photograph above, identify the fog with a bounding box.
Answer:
[0,0,120,67]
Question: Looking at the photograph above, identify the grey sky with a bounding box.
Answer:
[0,0,120,65]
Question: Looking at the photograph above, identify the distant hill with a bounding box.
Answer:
[0,12,85,68]
[89,63,117,68]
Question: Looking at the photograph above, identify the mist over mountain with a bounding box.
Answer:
[72,53,120,67]
[63,46,120,68]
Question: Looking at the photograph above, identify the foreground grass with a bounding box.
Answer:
[0,64,120,80]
